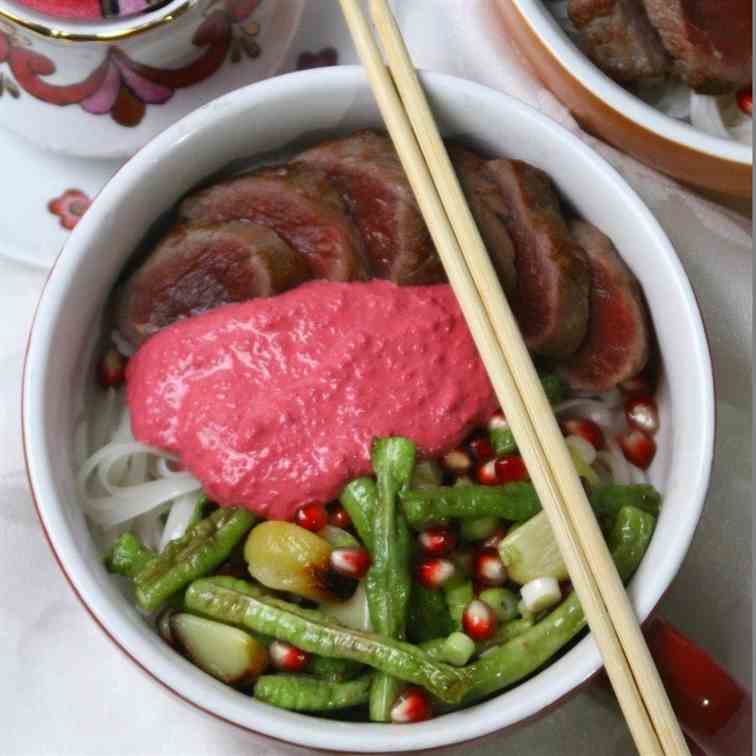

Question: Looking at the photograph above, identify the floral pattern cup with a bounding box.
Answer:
[0,0,304,158]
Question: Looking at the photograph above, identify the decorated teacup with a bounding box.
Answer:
[0,0,304,158]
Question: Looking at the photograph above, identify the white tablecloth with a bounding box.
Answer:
[2,2,751,754]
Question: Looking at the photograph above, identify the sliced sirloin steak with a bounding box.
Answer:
[568,0,670,82]
[296,131,445,285]
[449,146,518,297]
[558,220,650,392]
[179,163,368,281]
[116,222,311,347]
[485,159,591,358]
[641,0,753,93]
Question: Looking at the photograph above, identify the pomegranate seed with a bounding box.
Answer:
[468,436,495,462]
[269,640,310,672]
[737,86,752,116]
[330,547,371,579]
[416,558,456,590]
[494,455,529,484]
[625,396,659,435]
[295,502,328,532]
[418,527,457,557]
[442,448,473,474]
[481,527,508,550]
[98,348,126,388]
[487,410,508,431]
[462,599,498,641]
[474,548,508,587]
[619,429,657,470]
[560,418,605,450]
[391,687,433,723]
[476,460,498,486]
[328,504,352,529]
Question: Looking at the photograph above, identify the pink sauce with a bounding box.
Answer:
[126,281,497,520]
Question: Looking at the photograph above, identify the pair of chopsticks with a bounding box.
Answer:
[339,2,689,754]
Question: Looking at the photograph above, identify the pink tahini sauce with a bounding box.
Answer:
[126,281,497,520]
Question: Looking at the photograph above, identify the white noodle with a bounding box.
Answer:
[111,330,136,358]
[555,398,615,429]
[601,437,632,485]
[160,493,200,552]
[84,477,202,529]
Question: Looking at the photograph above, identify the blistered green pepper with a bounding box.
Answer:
[340,477,378,551]
[366,438,416,722]
[184,579,471,704]
[401,483,541,530]
[106,533,157,578]
[255,673,373,711]
[132,508,256,612]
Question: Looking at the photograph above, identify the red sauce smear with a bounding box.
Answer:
[126,281,497,520]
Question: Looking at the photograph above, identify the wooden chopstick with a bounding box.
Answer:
[339,1,689,754]
[366,6,690,756]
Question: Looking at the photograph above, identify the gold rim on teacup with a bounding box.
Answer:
[0,0,195,42]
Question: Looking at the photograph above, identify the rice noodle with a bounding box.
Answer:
[600,437,632,485]
[78,399,201,530]
[555,398,615,429]
[690,93,753,145]
[159,493,200,552]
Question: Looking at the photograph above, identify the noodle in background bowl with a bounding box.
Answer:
[22,67,714,752]
[496,0,753,199]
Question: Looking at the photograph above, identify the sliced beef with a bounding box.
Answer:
[568,0,670,82]
[642,0,752,93]
[116,222,311,347]
[484,160,591,358]
[450,146,518,297]
[558,221,650,392]
[179,164,368,281]
[296,131,445,285]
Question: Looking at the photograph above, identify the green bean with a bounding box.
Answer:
[308,655,365,683]
[462,506,655,703]
[591,485,661,532]
[607,506,656,578]
[401,483,662,532]
[475,618,534,654]
[538,372,564,406]
[490,427,518,456]
[255,673,373,712]
[196,578,363,681]
[444,577,474,627]
[184,579,471,704]
[421,619,533,662]
[401,483,541,530]
[408,583,455,644]
[133,508,256,612]
[106,533,157,578]
[340,478,378,551]
[460,517,500,542]
[367,438,416,722]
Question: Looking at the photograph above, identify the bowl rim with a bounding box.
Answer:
[508,0,752,166]
[21,66,715,752]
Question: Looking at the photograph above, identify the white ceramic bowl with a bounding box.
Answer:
[23,67,714,752]
[497,0,752,197]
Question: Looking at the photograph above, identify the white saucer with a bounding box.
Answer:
[0,125,122,268]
